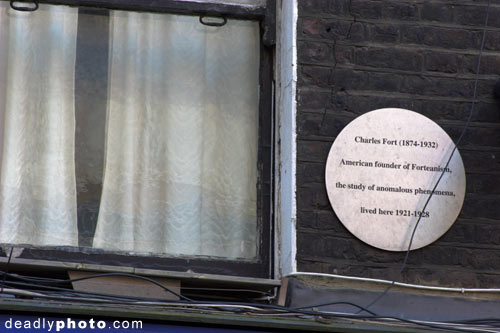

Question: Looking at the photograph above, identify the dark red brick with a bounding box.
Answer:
[297,162,325,185]
[350,0,382,19]
[298,41,335,64]
[298,18,353,40]
[297,139,332,163]
[367,72,403,92]
[475,224,500,245]
[420,3,453,22]
[461,194,500,220]
[297,89,332,109]
[367,23,400,43]
[296,183,331,212]
[334,44,354,65]
[355,47,423,71]
[454,5,500,28]
[329,69,368,90]
[382,2,418,20]
[299,65,331,87]
[297,0,330,15]
[469,173,500,194]
[402,26,481,50]
[424,52,459,73]
[297,112,324,138]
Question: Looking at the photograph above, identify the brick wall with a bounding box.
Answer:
[295,0,500,287]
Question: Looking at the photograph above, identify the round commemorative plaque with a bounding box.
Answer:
[325,108,466,251]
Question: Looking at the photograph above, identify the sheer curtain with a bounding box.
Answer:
[93,11,260,259]
[0,3,78,246]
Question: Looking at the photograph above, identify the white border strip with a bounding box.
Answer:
[276,0,298,277]
[286,272,500,294]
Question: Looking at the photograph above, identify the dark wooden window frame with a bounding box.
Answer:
[0,0,275,279]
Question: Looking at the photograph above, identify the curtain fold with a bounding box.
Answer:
[93,11,260,259]
[0,3,79,246]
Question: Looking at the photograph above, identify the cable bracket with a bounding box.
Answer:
[10,0,39,12]
[199,15,227,27]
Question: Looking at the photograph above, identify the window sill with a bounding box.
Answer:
[0,256,280,294]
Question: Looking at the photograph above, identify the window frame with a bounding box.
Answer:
[0,0,275,279]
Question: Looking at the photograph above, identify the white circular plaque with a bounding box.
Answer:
[325,108,466,251]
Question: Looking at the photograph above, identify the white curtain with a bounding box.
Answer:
[0,3,78,246]
[93,12,260,259]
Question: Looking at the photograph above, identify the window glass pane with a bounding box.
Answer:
[0,3,79,246]
[92,11,260,260]
[0,3,261,261]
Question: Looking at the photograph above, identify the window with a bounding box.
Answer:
[0,0,273,278]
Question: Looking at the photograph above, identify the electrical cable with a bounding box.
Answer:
[360,0,492,312]
[0,280,151,303]
[291,301,378,316]
[10,271,500,332]
[0,276,278,312]
[0,270,273,307]
[179,286,273,297]
[0,247,13,295]
[1,274,498,333]
[1,270,273,300]
[0,270,192,302]
[67,272,192,301]
[7,278,495,332]
[15,295,500,332]
[286,272,500,294]
[3,267,500,333]
[449,319,500,326]
[1,268,499,333]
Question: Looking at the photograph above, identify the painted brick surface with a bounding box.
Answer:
[295,0,500,288]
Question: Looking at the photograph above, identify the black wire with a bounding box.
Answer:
[0,288,127,305]
[0,270,192,302]
[291,301,378,316]
[285,301,490,333]
[2,266,497,333]
[0,275,273,308]
[267,306,487,333]
[450,318,500,325]
[360,0,492,313]
[0,287,485,333]
[180,286,273,296]
[0,247,14,295]
[0,280,157,303]
[0,275,492,333]
[0,271,272,298]
[68,272,193,302]
[1,270,272,301]
[0,278,372,315]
